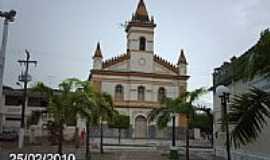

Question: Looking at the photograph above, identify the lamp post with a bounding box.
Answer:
[169,112,179,160]
[0,9,16,134]
[0,10,16,99]
[216,85,231,160]
[171,112,176,147]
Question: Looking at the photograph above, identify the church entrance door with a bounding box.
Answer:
[135,115,147,138]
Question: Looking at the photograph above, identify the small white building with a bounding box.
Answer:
[0,86,48,134]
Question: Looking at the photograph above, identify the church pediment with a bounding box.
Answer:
[154,61,177,75]
[102,53,130,71]
[102,53,179,74]
[153,55,178,75]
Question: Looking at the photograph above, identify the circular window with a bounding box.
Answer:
[138,58,146,66]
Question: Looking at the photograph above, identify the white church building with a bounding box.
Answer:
[88,0,190,139]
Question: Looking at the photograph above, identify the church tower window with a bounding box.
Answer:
[139,37,146,51]
[115,85,124,101]
[158,87,166,102]
[138,86,145,101]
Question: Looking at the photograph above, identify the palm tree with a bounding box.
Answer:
[33,82,67,154]
[148,88,206,160]
[32,79,93,154]
[73,80,97,160]
[228,88,270,148]
[92,92,116,154]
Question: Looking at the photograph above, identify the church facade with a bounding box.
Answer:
[89,0,189,138]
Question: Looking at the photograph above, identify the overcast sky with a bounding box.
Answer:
[1,0,270,106]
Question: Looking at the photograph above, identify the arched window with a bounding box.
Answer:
[158,87,166,102]
[139,37,146,51]
[138,86,145,101]
[115,85,124,101]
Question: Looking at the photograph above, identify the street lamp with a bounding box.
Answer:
[0,9,16,134]
[169,112,179,160]
[216,85,231,160]
[171,112,176,147]
[0,10,16,96]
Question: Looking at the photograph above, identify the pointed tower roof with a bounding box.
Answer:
[93,42,103,59]
[178,49,188,65]
[134,0,149,21]
[126,0,156,32]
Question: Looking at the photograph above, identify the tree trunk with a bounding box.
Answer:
[100,121,104,154]
[58,123,63,155]
[185,115,190,160]
[86,120,91,160]
[118,128,121,144]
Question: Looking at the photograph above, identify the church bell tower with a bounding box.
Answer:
[126,0,156,73]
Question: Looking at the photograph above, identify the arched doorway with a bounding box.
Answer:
[135,115,147,138]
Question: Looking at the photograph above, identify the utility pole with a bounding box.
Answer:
[0,10,16,133]
[17,50,37,148]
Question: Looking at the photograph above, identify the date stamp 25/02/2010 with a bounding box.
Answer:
[9,153,76,160]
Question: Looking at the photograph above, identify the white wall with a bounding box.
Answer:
[213,76,270,159]
[100,76,179,102]
[129,52,154,73]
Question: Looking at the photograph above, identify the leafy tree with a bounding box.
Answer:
[191,113,211,131]
[193,106,213,145]
[148,88,206,160]
[108,114,130,144]
[229,28,270,81]
[247,29,270,79]
[228,88,270,148]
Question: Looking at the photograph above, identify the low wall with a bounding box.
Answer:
[88,125,194,140]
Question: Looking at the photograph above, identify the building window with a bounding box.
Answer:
[5,95,23,106]
[158,87,166,102]
[138,86,145,101]
[139,37,146,51]
[115,85,124,101]
[28,97,48,107]
[6,117,21,121]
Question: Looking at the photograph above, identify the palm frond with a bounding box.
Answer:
[32,81,53,96]
[229,88,270,148]
[148,107,169,122]
[156,110,171,129]
[187,87,207,103]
